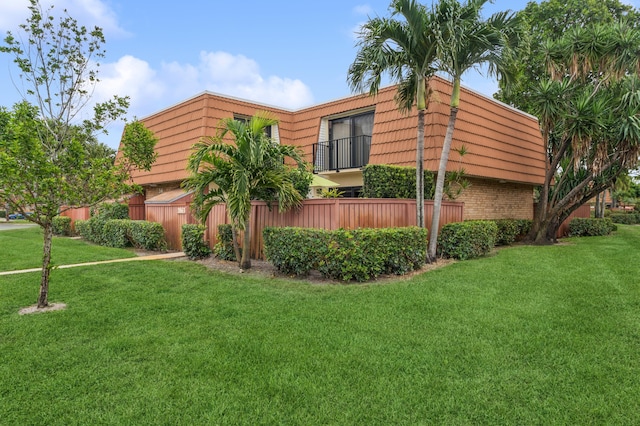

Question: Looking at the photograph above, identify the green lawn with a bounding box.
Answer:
[0,226,135,271]
[1,226,639,424]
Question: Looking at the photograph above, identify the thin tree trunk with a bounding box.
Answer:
[240,217,251,270]
[416,108,425,229]
[427,107,459,262]
[231,225,241,266]
[37,223,53,308]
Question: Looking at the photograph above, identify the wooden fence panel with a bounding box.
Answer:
[146,203,196,250]
[128,194,146,220]
[557,204,591,237]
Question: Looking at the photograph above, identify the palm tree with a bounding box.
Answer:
[348,0,439,230]
[184,111,307,270]
[427,0,521,261]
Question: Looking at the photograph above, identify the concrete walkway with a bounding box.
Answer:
[0,252,186,276]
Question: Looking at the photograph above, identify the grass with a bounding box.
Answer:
[0,226,136,271]
[1,226,639,424]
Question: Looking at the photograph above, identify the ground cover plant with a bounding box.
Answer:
[0,227,135,272]
[1,226,639,423]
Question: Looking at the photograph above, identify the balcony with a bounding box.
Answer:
[312,135,371,173]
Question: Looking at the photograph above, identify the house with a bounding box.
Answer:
[120,76,546,222]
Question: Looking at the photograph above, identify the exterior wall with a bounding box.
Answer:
[119,77,546,191]
[455,178,535,220]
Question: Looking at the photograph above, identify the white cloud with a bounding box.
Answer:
[0,0,128,37]
[90,51,315,148]
[156,51,314,110]
[353,4,373,16]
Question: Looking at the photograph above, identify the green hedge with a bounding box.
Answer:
[91,202,129,220]
[128,220,166,251]
[181,224,211,260]
[263,226,427,282]
[214,224,240,261]
[492,219,532,246]
[439,220,498,260]
[74,219,89,239]
[75,217,166,250]
[52,216,72,236]
[362,164,435,199]
[609,213,639,225]
[569,218,616,236]
[102,219,130,248]
[263,228,328,276]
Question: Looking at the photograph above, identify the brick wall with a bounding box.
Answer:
[455,178,534,220]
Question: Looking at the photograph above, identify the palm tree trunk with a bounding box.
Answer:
[37,223,53,308]
[416,108,425,228]
[231,225,241,265]
[427,107,459,262]
[240,217,251,270]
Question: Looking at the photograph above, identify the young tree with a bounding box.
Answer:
[184,112,310,270]
[427,0,521,261]
[0,1,157,309]
[348,0,440,231]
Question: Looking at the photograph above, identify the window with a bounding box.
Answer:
[313,110,374,172]
[233,114,272,138]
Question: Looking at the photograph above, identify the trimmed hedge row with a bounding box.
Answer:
[493,219,532,246]
[263,226,428,282]
[181,224,211,260]
[52,216,72,236]
[75,217,166,250]
[362,164,435,199]
[569,217,616,236]
[439,220,498,260]
[609,213,640,225]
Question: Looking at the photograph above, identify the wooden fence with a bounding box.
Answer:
[556,204,591,237]
[206,199,465,259]
[145,196,197,250]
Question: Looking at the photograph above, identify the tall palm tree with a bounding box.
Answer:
[184,111,307,269]
[348,0,439,230]
[427,0,521,261]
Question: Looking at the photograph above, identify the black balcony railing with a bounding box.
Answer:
[312,135,371,173]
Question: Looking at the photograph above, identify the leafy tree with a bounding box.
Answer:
[184,112,310,270]
[527,23,640,242]
[0,1,157,309]
[427,0,521,261]
[348,0,440,231]
[496,0,640,111]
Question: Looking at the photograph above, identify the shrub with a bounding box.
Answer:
[263,227,328,276]
[568,217,615,236]
[87,216,108,244]
[52,216,72,236]
[214,224,240,261]
[516,219,532,240]
[128,220,166,251]
[74,219,89,239]
[92,202,129,220]
[493,219,519,246]
[609,213,639,225]
[181,224,211,260]
[439,220,498,260]
[0,210,5,219]
[102,219,131,248]
[263,226,427,281]
[362,164,435,199]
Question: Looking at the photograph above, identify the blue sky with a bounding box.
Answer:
[1,0,638,148]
